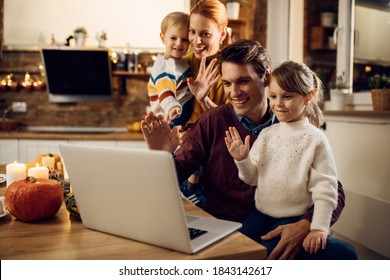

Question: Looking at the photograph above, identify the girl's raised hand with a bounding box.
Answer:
[224,126,250,161]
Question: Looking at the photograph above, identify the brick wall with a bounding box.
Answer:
[0,50,149,127]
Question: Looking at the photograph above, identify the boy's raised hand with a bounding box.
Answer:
[224,126,250,161]
[166,106,182,124]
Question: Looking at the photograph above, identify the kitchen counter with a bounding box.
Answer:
[0,128,146,164]
[0,129,144,141]
[323,110,390,118]
[1,111,389,140]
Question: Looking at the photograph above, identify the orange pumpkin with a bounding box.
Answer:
[5,176,64,222]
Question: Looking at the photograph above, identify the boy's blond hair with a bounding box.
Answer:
[161,12,189,34]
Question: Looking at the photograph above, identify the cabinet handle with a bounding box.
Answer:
[354,29,360,46]
[333,26,343,46]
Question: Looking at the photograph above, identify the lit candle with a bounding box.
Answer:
[42,155,55,172]
[28,163,49,179]
[6,162,26,187]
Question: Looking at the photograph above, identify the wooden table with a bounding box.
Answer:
[0,166,266,260]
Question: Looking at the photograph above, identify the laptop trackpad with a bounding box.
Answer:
[185,215,200,223]
[186,215,240,234]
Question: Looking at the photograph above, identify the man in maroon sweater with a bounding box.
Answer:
[141,40,357,259]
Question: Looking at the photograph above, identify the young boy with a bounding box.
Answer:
[147,12,192,127]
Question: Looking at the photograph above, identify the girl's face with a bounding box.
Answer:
[268,79,312,123]
[161,24,189,59]
[188,14,226,59]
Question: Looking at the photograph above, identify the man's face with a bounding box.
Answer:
[221,62,269,124]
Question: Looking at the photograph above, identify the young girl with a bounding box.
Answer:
[225,60,338,256]
[147,12,192,127]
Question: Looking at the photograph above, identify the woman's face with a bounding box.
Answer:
[189,14,225,59]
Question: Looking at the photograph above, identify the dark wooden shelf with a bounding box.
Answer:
[228,18,248,41]
[112,71,149,78]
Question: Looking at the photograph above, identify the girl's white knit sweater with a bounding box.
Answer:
[235,117,338,233]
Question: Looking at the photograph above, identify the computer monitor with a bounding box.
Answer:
[41,48,113,103]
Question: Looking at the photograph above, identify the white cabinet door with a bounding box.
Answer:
[325,115,390,258]
[116,140,147,149]
[0,139,19,164]
[354,5,390,63]
[19,139,68,163]
[68,140,116,148]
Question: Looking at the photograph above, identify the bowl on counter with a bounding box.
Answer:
[0,118,24,131]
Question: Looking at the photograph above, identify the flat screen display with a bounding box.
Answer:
[41,48,113,103]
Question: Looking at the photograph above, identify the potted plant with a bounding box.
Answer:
[328,74,350,110]
[369,73,390,111]
[226,0,241,19]
[73,27,88,47]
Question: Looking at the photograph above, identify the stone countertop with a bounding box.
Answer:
[323,110,390,118]
[1,111,388,140]
[323,110,390,124]
[0,130,145,141]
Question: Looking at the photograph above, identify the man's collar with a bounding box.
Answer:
[235,109,276,135]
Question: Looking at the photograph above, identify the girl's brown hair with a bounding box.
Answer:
[271,61,324,127]
[190,0,231,49]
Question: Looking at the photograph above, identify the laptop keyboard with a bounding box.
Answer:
[188,227,208,240]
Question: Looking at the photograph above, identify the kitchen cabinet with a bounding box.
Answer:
[112,71,150,96]
[18,139,67,163]
[1,137,147,164]
[68,140,116,148]
[228,19,248,42]
[354,5,390,64]
[117,140,147,149]
[0,139,19,164]
[324,112,390,258]
[309,26,336,50]
[304,0,339,96]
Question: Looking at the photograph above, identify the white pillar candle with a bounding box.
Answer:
[28,164,49,179]
[42,155,55,172]
[6,162,26,187]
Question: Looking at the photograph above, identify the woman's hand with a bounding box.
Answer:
[302,230,328,255]
[141,112,178,153]
[224,126,250,161]
[187,57,220,111]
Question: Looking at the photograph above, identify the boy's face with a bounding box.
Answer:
[161,24,189,58]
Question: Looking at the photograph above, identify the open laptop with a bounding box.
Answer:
[59,144,241,254]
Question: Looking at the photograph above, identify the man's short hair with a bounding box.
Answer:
[218,39,271,79]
